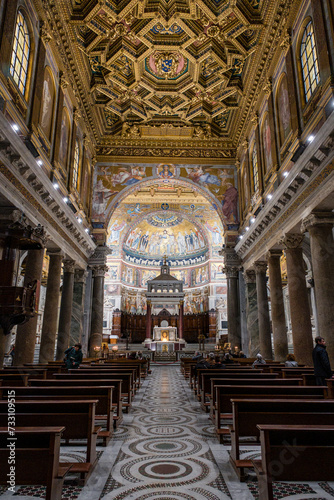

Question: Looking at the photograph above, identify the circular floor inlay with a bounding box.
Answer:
[155,442,177,450]
[151,464,180,475]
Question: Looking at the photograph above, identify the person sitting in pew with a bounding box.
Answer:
[64,343,83,369]
[285,353,298,367]
[224,353,235,364]
[252,353,266,368]
[238,351,246,358]
[213,356,225,369]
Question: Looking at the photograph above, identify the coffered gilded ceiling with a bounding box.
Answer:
[40,0,297,159]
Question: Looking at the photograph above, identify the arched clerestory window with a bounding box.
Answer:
[300,21,320,103]
[10,11,31,96]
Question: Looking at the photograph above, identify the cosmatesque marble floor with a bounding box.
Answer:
[1,365,334,499]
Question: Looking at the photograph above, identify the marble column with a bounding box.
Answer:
[226,266,241,350]
[89,265,108,357]
[178,300,184,339]
[244,270,259,356]
[254,261,272,360]
[14,247,45,365]
[39,250,63,363]
[267,250,288,361]
[281,233,313,365]
[55,260,75,360]
[69,269,88,347]
[301,212,334,363]
[146,300,152,339]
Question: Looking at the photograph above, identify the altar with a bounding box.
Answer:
[143,321,186,351]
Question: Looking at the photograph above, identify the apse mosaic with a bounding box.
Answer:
[123,215,207,260]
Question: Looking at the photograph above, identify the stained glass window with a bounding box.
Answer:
[300,21,320,103]
[10,12,31,96]
[252,145,259,193]
[73,140,80,189]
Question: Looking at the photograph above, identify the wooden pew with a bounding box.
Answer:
[0,374,29,386]
[0,400,100,483]
[1,368,48,379]
[195,369,276,403]
[101,358,150,379]
[229,398,334,480]
[253,425,334,500]
[53,372,133,411]
[190,365,255,390]
[29,378,123,426]
[0,427,71,500]
[0,386,115,445]
[207,377,303,416]
[215,385,327,443]
[80,364,141,388]
[281,367,314,378]
[72,366,140,396]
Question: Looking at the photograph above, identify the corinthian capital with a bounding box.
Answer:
[254,261,268,274]
[63,260,75,273]
[225,266,239,278]
[92,265,108,278]
[243,269,256,283]
[301,212,334,233]
[280,233,304,249]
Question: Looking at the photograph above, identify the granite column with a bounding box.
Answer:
[14,247,45,365]
[254,261,272,360]
[55,260,75,360]
[226,267,241,350]
[39,250,63,363]
[302,213,334,363]
[244,270,259,356]
[178,300,184,340]
[267,250,288,361]
[70,269,88,346]
[146,300,152,340]
[282,233,313,365]
[89,265,108,357]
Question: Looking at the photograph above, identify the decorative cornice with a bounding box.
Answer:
[235,112,334,262]
[267,249,283,260]
[0,114,96,261]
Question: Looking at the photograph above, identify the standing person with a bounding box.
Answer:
[312,336,333,386]
[64,343,83,370]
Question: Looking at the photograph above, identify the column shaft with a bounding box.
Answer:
[146,301,152,339]
[283,234,313,365]
[179,301,183,339]
[14,248,45,365]
[244,270,260,356]
[70,270,88,346]
[89,269,106,357]
[226,272,241,349]
[267,251,288,361]
[255,262,272,359]
[56,261,75,360]
[307,219,334,362]
[39,251,63,363]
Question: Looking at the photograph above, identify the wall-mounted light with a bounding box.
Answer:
[267,194,272,200]
[77,217,82,224]
[245,226,249,231]
[307,135,315,143]
[63,197,69,203]
[250,217,255,224]
[11,124,19,132]
[53,183,59,190]
[85,228,89,233]
[37,159,43,166]
[283,171,289,178]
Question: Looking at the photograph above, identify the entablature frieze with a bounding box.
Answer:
[235,111,334,267]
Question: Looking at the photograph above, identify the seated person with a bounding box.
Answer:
[285,353,298,367]
[194,355,210,375]
[192,351,202,361]
[64,343,83,369]
[252,353,266,368]
[213,355,225,369]
[238,351,246,358]
[224,353,234,364]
